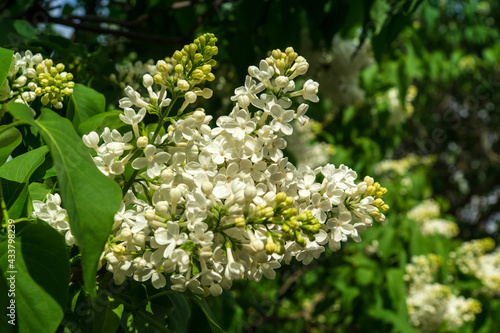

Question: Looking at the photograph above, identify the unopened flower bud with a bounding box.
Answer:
[244,186,257,200]
[143,74,154,87]
[275,76,289,89]
[170,187,182,203]
[234,217,246,228]
[237,95,250,108]
[275,192,287,204]
[144,209,156,221]
[110,161,125,174]
[160,169,174,183]
[175,64,184,74]
[185,91,197,103]
[44,59,53,68]
[265,241,276,254]
[177,79,190,91]
[364,176,374,186]
[157,60,169,74]
[201,181,213,195]
[137,136,148,148]
[200,88,213,99]
[155,201,169,216]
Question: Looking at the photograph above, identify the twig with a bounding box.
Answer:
[286,291,327,321]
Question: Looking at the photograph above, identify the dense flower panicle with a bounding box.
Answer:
[404,254,481,332]
[0,50,74,112]
[34,38,388,296]
[303,35,373,107]
[286,121,334,168]
[382,85,418,125]
[451,238,500,294]
[31,193,76,245]
[407,199,458,238]
[374,154,436,176]
[110,59,156,90]
[408,199,440,221]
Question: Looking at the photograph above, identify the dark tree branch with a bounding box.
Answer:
[64,0,205,28]
[18,0,224,45]
[47,15,184,44]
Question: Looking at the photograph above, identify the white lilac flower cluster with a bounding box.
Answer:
[33,34,388,296]
[304,34,373,106]
[451,238,500,295]
[407,199,458,238]
[109,58,156,90]
[32,193,76,245]
[0,50,74,113]
[374,154,435,177]
[377,85,418,125]
[404,254,481,332]
[285,121,334,168]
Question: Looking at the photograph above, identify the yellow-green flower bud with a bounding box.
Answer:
[173,50,183,62]
[202,64,212,74]
[272,49,282,60]
[234,217,246,228]
[284,207,297,218]
[56,63,65,72]
[275,192,287,204]
[41,94,49,105]
[275,240,285,255]
[265,241,276,254]
[366,185,376,196]
[263,207,274,218]
[296,232,306,247]
[364,176,374,186]
[153,74,163,84]
[175,64,184,74]
[189,43,198,54]
[192,69,204,80]
[44,59,53,68]
[194,53,203,63]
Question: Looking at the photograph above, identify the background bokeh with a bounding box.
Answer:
[2,0,500,332]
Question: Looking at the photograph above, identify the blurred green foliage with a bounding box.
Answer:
[2,0,500,332]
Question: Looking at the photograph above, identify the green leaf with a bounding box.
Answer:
[28,182,51,201]
[0,47,14,88]
[0,146,49,219]
[0,223,70,333]
[0,146,49,183]
[0,127,22,166]
[93,298,124,333]
[77,110,125,136]
[188,294,225,333]
[355,267,374,286]
[67,84,106,130]
[1,180,29,220]
[369,0,391,35]
[0,20,38,47]
[8,103,122,297]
